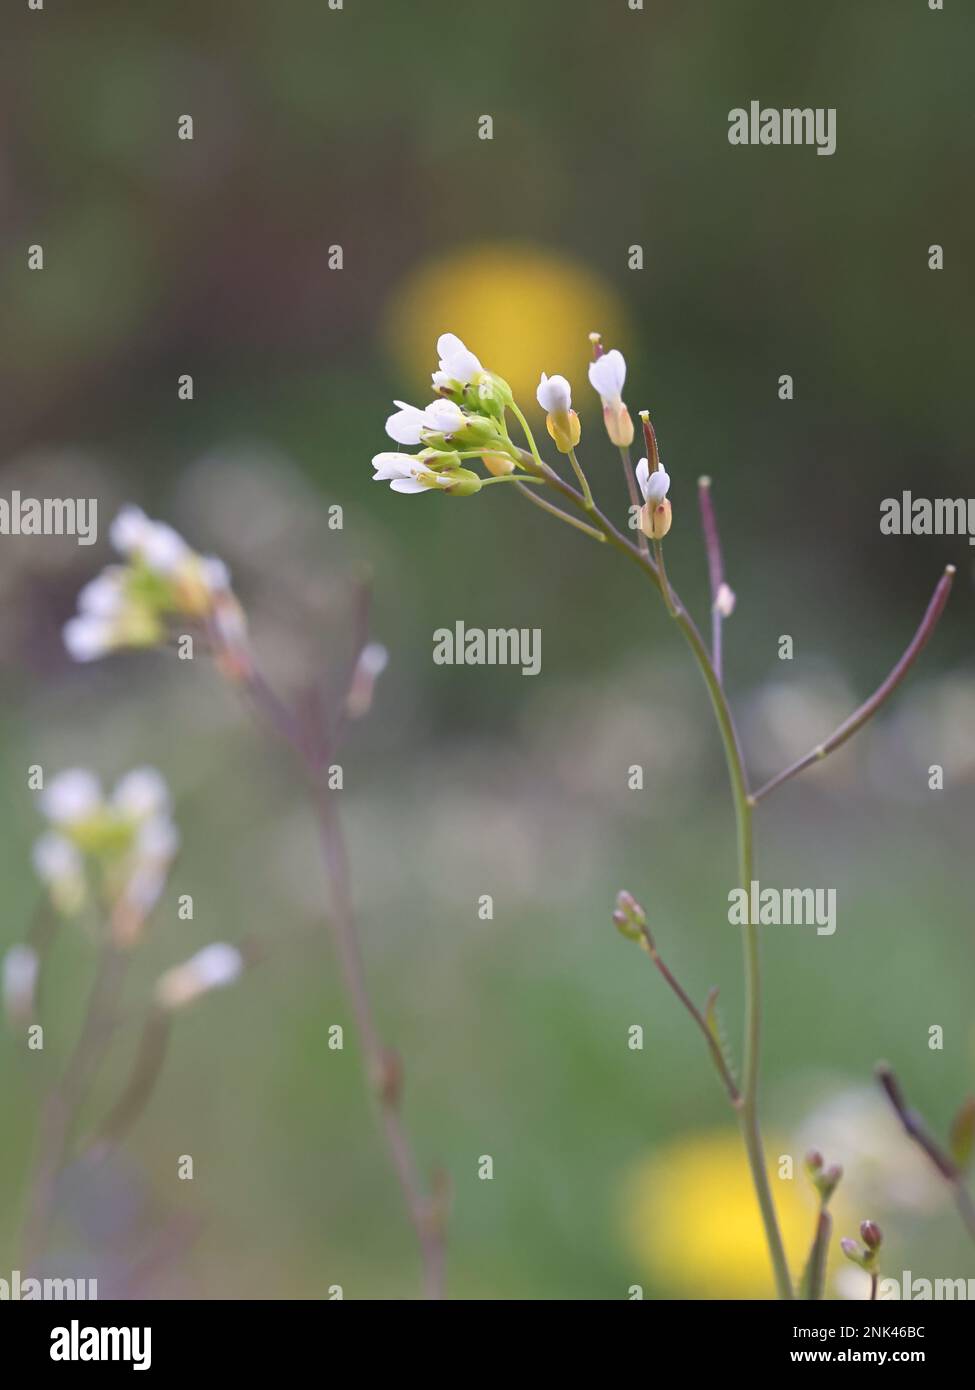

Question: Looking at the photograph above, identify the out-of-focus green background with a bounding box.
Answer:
[1,0,973,1298]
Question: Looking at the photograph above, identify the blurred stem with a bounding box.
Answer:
[240,660,446,1299]
[876,1063,975,1244]
[21,942,128,1271]
[750,566,956,805]
[619,446,649,560]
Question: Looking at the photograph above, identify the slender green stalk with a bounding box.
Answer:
[653,538,678,616]
[514,480,606,541]
[567,446,595,510]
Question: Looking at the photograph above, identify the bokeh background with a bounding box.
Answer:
[1,0,973,1298]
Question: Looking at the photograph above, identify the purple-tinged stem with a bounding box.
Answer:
[639,925,740,1106]
[750,566,956,805]
[876,1062,975,1243]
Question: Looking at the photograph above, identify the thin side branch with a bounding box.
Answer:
[750,566,956,805]
[639,925,741,1107]
[876,1062,975,1244]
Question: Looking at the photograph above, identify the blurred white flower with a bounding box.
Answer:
[2,944,39,1026]
[32,830,84,882]
[63,614,116,662]
[112,767,171,821]
[40,769,103,825]
[155,942,244,1010]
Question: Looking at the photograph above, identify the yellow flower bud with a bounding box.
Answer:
[482,452,516,477]
[545,409,582,454]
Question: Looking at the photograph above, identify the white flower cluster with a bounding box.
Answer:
[63,505,246,667]
[32,766,180,931]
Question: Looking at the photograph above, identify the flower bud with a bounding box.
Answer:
[442,468,483,497]
[639,499,672,540]
[805,1150,823,1174]
[603,401,634,448]
[481,452,516,477]
[613,889,647,941]
[860,1220,883,1251]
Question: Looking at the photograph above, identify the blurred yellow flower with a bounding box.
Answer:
[384,243,626,403]
[621,1130,831,1299]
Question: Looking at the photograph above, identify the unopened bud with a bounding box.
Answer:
[481,451,516,477]
[443,467,483,498]
[714,583,736,618]
[860,1220,883,1250]
[613,889,646,942]
[545,409,582,455]
[639,498,672,540]
[346,642,389,720]
[603,401,634,448]
[805,1150,823,1174]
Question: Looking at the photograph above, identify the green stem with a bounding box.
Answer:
[653,538,678,617]
[514,481,606,541]
[510,448,794,1299]
[567,446,594,510]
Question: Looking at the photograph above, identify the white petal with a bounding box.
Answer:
[372,451,415,481]
[436,333,482,383]
[77,568,126,618]
[422,399,465,435]
[63,614,113,662]
[113,766,171,820]
[385,401,426,445]
[588,349,626,401]
[135,814,180,861]
[2,944,39,1015]
[109,505,151,556]
[32,831,83,882]
[634,457,650,498]
[389,478,430,494]
[643,467,671,504]
[141,521,190,576]
[41,768,103,824]
[200,555,231,592]
[536,373,572,414]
